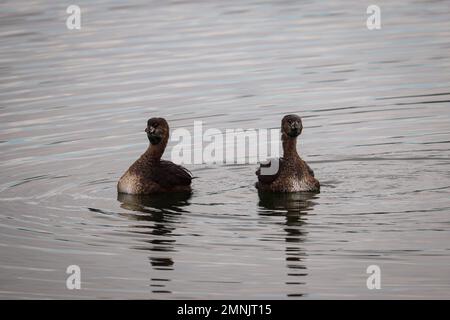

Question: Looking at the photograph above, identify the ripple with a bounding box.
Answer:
[0,0,450,299]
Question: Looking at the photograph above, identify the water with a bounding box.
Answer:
[1,0,450,299]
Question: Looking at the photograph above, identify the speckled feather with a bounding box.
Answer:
[256,157,319,193]
[118,158,192,194]
[117,118,192,195]
[255,114,320,193]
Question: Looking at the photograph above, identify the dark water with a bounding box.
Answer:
[1,0,450,299]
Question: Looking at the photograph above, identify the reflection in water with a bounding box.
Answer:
[257,192,317,298]
[117,192,192,294]
[1,0,449,299]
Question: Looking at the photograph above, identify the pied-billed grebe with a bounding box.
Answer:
[117,117,192,194]
[256,114,320,193]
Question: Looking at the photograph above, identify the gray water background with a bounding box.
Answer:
[1,0,450,299]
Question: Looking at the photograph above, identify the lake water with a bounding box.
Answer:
[1,0,450,299]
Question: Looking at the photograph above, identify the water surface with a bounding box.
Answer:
[1,0,450,299]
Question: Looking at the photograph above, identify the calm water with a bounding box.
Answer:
[1,0,450,299]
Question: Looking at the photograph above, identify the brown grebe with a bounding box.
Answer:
[256,114,320,193]
[117,118,192,194]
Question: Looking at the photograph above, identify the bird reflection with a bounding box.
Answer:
[117,192,192,294]
[257,191,317,298]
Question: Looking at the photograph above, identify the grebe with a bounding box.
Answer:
[256,114,320,193]
[117,118,192,194]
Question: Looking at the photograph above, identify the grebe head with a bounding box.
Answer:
[282,114,303,138]
[145,117,169,145]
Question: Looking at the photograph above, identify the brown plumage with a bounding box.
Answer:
[256,114,320,193]
[117,118,192,194]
